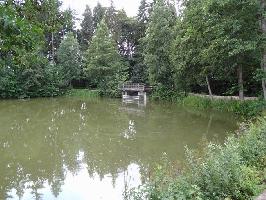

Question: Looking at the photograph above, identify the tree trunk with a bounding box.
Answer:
[261,0,266,100]
[262,54,266,99]
[51,32,55,62]
[238,65,244,100]
[206,75,213,98]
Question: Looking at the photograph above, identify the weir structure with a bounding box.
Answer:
[119,83,151,105]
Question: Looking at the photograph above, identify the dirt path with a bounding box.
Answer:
[256,191,266,200]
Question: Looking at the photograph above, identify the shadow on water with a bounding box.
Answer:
[0,97,238,200]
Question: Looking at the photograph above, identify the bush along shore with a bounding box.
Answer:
[65,89,100,98]
[177,95,266,119]
[126,118,266,200]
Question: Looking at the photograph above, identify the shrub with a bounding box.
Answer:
[127,118,266,200]
[66,89,100,98]
[150,84,184,101]
[180,95,265,119]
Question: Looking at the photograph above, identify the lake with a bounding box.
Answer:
[0,97,237,200]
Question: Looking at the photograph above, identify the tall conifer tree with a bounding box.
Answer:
[80,5,94,50]
[143,0,176,88]
[85,20,128,96]
[57,33,82,86]
[93,2,106,30]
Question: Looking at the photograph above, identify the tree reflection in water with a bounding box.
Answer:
[0,98,237,199]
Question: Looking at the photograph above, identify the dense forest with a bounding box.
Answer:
[0,0,266,100]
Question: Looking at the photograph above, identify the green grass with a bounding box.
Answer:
[127,118,266,200]
[65,89,100,98]
[178,95,266,119]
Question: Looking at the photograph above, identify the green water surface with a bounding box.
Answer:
[0,97,237,200]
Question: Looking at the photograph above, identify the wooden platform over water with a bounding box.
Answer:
[119,83,151,104]
[120,83,151,92]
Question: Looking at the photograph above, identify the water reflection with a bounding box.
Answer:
[122,120,136,140]
[0,97,237,200]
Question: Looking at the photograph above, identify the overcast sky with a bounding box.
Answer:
[62,0,143,21]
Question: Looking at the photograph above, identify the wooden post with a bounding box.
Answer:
[238,65,244,100]
[143,92,147,105]
[206,75,213,98]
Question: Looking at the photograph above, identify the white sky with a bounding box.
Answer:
[62,0,142,21]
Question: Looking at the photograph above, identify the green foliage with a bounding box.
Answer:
[117,14,148,83]
[128,118,266,200]
[93,2,106,30]
[1,0,265,102]
[185,141,260,200]
[172,0,261,98]
[180,95,266,119]
[41,63,65,96]
[0,5,43,64]
[0,54,64,98]
[105,1,120,42]
[127,0,151,84]
[66,89,100,98]
[150,84,182,101]
[85,20,128,97]
[238,120,266,169]
[0,5,63,98]
[143,0,176,87]
[80,5,94,50]
[57,32,82,87]
[137,0,150,33]
[20,0,75,60]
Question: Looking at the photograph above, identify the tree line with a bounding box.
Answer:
[0,0,265,100]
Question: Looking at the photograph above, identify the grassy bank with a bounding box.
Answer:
[127,118,266,200]
[66,89,265,118]
[178,95,266,119]
[65,89,100,98]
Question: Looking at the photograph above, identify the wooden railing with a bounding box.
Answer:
[120,83,145,91]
